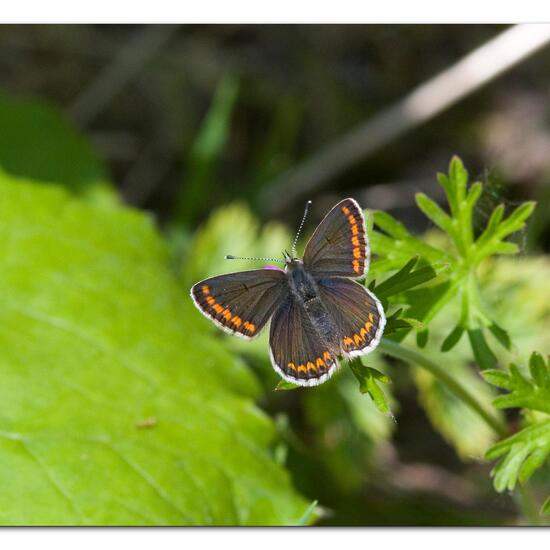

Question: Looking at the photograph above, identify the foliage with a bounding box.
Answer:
[0,93,116,204]
[371,156,535,370]
[349,360,391,415]
[0,83,546,526]
[484,353,550,495]
[0,172,310,525]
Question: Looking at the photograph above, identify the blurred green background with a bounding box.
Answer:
[1,24,550,526]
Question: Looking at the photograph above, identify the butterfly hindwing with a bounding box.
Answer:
[269,293,339,386]
[303,198,369,279]
[190,269,287,339]
[317,277,385,357]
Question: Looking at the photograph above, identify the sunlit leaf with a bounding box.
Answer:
[0,172,309,525]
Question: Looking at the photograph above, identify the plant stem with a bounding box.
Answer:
[378,338,507,437]
[379,338,543,525]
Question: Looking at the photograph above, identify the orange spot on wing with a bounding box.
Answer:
[351,224,359,236]
[306,361,316,373]
[323,351,331,362]
[213,304,223,314]
[353,247,362,259]
[231,316,242,327]
[222,309,232,320]
[297,364,307,374]
[368,312,374,323]
[352,236,360,246]
[343,337,354,348]
[202,285,210,295]
[287,362,296,371]
[354,334,363,346]
[348,215,356,225]
[352,259,361,273]
[206,296,215,305]
[316,357,325,369]
[342,206,350,215]
[360,327,368,339]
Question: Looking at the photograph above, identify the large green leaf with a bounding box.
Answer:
[0,93,115,203]
[0,172,309,525]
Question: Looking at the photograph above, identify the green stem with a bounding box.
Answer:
[379,338,543,524]
[378,338,507,438]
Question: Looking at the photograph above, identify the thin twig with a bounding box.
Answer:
[263,24,550,215]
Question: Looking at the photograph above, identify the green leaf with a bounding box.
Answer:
[372,156,534,370]
[441,325,464,352]
[484,354,550,493]
[373,257,441,300]
[497,202,536,237]
[484,353,550,415]
[485,420,550,492]
[275,380,300,391]
[437,156,467,216]
[542,495,550,515]
[482,204,505,239]
[349,360,391,414]
[416,329,429,348]
[467,329,498,370]
[415,193,453,234]
[529,352,550,389]
[371,210,411,240]
[488,322,512,351]
[466,181,483,209]
[0,173,308,525]
[0,93,115,204]
[384,316,414,335]
[481,370,514,391]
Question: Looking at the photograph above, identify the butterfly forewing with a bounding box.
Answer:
[269,293,339,386]
[303,198,369,279]
[191,269,287,339]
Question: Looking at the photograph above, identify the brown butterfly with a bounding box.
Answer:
[190,199,386,386]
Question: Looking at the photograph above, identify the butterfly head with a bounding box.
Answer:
[283,249,301,269]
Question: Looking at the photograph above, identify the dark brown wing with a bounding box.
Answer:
[303,198,369,279]
[269,293,339,387]
[190,269,287,339]
[317,277,385,357]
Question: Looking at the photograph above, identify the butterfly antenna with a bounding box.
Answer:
[225,255,284,264]
[291,200,312,257]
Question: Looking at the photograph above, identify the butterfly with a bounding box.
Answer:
[190,198,386,387]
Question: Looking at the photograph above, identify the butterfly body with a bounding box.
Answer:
[285,259,342,354]
[190,198,386,387]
